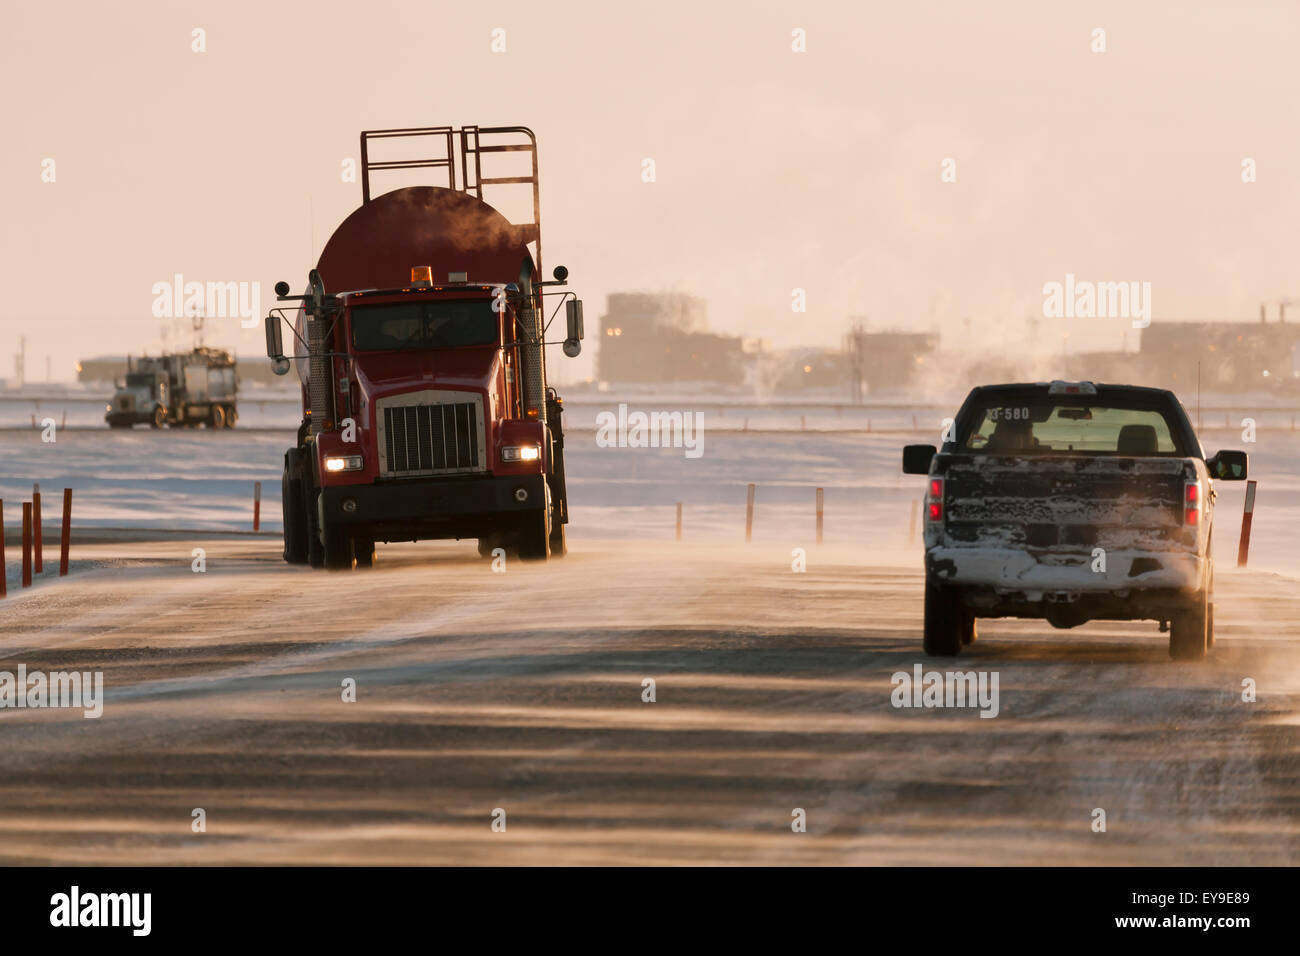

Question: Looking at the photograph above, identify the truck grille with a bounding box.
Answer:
[377,393,486,477]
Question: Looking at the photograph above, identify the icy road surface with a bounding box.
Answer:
[0,537,1296,865]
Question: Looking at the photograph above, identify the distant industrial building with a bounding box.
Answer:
[597,293,745,386]
[1135,318,1300,391]
[766,347,848,393]
[1054,318,1300,391]
[592,294,1300,396]
[845,326,940,398]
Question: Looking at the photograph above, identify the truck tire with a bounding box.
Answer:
[224,405,237,428]
[353,536,375,568]
[548,520,567,558]
[516,509,550,561]
[322,520,354,570]
[478,535,503,559]
[281,453,308,564]
[1169,590,1208,661]
[209,404,227,429]
[548,490,567,557]
[306,491,324,568]
[151,406,167,429]
[923,578,963,657]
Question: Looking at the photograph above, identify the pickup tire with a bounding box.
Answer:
[924,578,964,657]
[1169,590,1208,661]
[1205,564,1216,649]
[961,611,977,646]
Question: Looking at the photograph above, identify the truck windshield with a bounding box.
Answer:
[960,397,1183,455]
[351,300,498,351]
[125,373,154,387]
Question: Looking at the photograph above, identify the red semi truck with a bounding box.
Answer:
[264,125,584,570]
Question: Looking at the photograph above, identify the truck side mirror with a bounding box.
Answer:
[265,314,284,360]
[1207,449,1248,480]
[265,315,291,375]
[563,299,584,357]
[902,444,937,475]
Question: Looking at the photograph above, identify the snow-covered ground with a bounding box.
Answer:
[3,425,1298,581]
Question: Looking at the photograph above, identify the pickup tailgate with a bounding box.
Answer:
[943,456,1193,551]
[928,454,1205,593]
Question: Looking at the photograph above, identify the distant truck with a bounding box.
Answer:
[106,347,238,429]
[903,381,1248,660]
[264,124,584,570]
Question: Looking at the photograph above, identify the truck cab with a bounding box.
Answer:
[107,369,168,428]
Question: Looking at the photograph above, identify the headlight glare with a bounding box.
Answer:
[324,455,364,472]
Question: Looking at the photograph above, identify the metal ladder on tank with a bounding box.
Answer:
[358,125,543,273]
[459,126,542,274]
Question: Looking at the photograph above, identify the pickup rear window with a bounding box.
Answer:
[351,299,498,351]
[960,397,1183,455]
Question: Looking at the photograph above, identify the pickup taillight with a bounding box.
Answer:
[927,477,944,521]
[1184,480,1201,525]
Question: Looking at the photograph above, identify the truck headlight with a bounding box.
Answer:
[501,445,541,462]
[324,455,364,472]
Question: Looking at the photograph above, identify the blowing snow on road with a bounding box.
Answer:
[1,426,1297,865]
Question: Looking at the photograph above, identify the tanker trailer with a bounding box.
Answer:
[264,125,584,570]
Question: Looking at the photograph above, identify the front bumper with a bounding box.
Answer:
[105,412,148,426]
[319,473,547,540]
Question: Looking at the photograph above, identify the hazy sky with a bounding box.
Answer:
[3,0,1298,383]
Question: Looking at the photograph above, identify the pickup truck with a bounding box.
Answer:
[902,381,1248,661]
